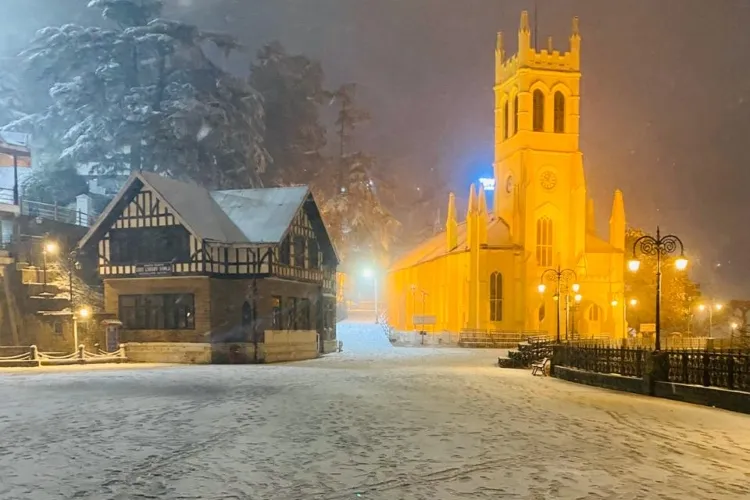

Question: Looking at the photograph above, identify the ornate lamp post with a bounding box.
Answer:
[628,227,688,351]
[538,266,578,343]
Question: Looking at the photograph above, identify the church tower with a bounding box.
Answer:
[493,12,587,327]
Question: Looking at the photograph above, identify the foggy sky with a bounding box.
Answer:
[5,0,750,297]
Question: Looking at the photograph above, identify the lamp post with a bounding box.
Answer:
[698,302,723,338]
[73,306,90,352]
[362,267,378,323]
[538,266,578,343]
[628,227,688,351]
[570,292,582,339]
[625,298,637,336]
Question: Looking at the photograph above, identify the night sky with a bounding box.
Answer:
[5,0,750,297]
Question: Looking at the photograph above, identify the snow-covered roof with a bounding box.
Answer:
[211,187,309,244]
[78,171,329,252]
[0,131,30,150]
[389,216,514,271]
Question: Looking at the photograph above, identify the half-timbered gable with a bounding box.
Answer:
[99,185,206,276]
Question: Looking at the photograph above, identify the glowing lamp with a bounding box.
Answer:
[44,241,59,254]
[537,283,546,294]
[698,304,706,312]
[611,300,618,307]
[715,304,724,311]
[629,298,638,307]
[627,259,641,272]
[574,294,582,303]
[571,283,580,293]
[675,257,688,271]
[77,307,91,319]
[731,322,739,330]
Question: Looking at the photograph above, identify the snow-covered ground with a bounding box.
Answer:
[1,322,750,499]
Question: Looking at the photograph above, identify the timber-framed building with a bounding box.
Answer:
[77,171,338,363]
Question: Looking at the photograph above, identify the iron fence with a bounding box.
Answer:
[556,344,646,378]
[666,350,750,392]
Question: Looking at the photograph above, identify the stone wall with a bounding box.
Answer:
[551,346,750,415]
[323,339,338,354]
[125,342,212,364]
[552,365,645,395]
[261,330,318,363]
[124,330,320,365]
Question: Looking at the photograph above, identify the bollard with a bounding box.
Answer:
[78,344,85,362]
[119,343,126,359]
[30,345,41,367]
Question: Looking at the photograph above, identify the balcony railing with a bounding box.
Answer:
[0,188,98,227]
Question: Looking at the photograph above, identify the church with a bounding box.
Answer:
[386,11,626,340]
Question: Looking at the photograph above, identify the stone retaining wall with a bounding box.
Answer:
[125,342,213,364]
[551,346,750,415]
[552,366,645,395]
[124,331,322,365]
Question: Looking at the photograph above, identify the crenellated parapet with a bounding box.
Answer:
[495,12,581,85]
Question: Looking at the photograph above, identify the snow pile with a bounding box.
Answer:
[336,320,393,352]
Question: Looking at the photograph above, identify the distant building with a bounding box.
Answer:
[77,171,339,363]
[386,12,626,339]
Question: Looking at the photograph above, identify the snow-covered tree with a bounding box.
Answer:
[318,153,399,265]
[7,0,268,189]
[250,41,327,186]
[0,69,27,128]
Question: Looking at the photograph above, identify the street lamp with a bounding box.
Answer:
[625,298,637,336]
[41,239,59,296]
[539,265,578,343]
[697,301,723,338]
[362,267,378,323]
[73,306,90,352]
[628,226,687,351]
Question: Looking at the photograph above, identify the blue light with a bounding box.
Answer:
[478,177,495,191]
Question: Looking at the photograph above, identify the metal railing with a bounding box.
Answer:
[0,188,98,227]
[666,350,750,392]
[556,344,647,378]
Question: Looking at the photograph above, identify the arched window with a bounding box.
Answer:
[513,95,519,135]
[588,304,601,322]
[489,272,503,321]
[502,101,509,139]
[533,89,545,131]
[553,91,565,133]
[536,217,553,267]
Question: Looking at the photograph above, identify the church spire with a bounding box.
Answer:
[496,31,505,64]
[518,10,531,63]
[569,16,581,69]
[446,192,458,251]
[609,189,625,250]
[586,198,595,234]
[477,184,489,246]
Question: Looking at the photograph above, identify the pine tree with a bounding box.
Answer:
[249,41,327,186]
[7,0,268,190]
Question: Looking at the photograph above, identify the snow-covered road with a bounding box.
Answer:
[1,324,750,499]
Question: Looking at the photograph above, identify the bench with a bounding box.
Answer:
[531,357,550,376]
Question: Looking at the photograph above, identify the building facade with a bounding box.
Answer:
[77,171,338,363]
[387,12,626,340]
